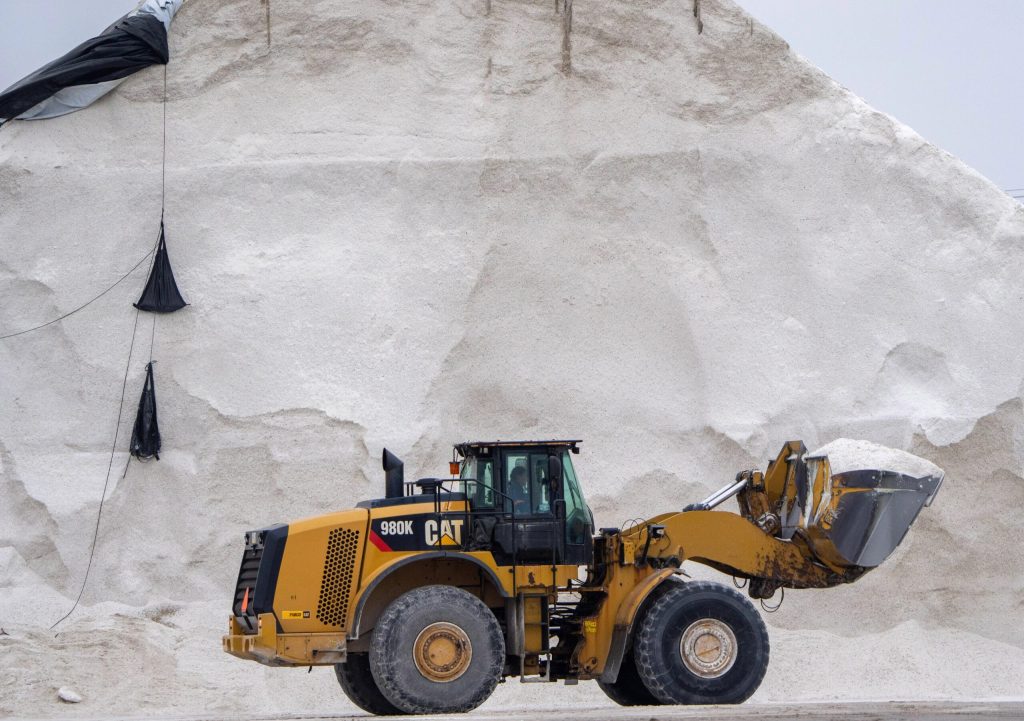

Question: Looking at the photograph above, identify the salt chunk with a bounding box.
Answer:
[807,438,943,479]
[57,687,82,704]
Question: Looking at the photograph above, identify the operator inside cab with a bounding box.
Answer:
[505,458,550,515]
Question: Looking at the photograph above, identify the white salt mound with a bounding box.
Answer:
[808,438,944,479]
[1,0,1022,714]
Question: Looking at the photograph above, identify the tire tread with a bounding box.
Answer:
[369,584,504,714]
[335,654,405,716]
[596,651,662,706]
[633,580,769,705]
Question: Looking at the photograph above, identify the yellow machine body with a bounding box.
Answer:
[223,439,941,687]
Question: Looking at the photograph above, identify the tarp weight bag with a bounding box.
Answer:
[134,220,187,313]
[130,362,161,460]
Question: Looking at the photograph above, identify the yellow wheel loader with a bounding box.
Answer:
[223,439,942,714]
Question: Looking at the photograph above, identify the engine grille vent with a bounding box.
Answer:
[317,528,359,627]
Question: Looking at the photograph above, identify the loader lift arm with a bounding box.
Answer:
[637,436,940,595]
[637,509,853,591]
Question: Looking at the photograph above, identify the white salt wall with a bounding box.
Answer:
[1,0,1022,715]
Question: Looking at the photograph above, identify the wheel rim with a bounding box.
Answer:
[678,618,737,678]
[412,621,473,683]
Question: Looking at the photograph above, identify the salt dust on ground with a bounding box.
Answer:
[2,0,1023,717]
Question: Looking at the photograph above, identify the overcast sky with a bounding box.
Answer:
[0,1,1020,195]
[741,0,1024,196]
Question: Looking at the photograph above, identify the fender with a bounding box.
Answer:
[348,550,510,639]
[600,568,679,682]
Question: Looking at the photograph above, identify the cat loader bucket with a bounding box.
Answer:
[718,438,944,571]
[797,440,944,568]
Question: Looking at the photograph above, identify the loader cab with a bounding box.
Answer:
[456,440,594,566]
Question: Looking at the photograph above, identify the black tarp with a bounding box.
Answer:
[0,13,169,123]
[135,221,187,313]
[130,362,161,460]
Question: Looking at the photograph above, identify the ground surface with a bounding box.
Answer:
[16,702,1024,721]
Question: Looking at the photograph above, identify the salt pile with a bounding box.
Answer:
[1,0,1023,716]
[808,438,944,479]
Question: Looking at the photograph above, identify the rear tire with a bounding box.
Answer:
[369,585,505,714]
[633,580,769,705]
[596,651,662,706]
[335,654,405,716]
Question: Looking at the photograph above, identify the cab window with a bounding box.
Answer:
[503,452,552,515]
[562,452,589,544]
[460,457,496,509]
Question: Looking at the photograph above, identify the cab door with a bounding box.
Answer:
[489,448,593,567]
[490,449,560,565]
[558,451,594,566]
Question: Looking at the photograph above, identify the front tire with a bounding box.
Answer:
[369,585,505,714]
[633,580,769,705]
[335,654,404,716]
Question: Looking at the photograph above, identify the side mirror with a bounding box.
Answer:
[548,455,562,485]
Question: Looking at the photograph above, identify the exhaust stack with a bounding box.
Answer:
[382,448,404,498]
